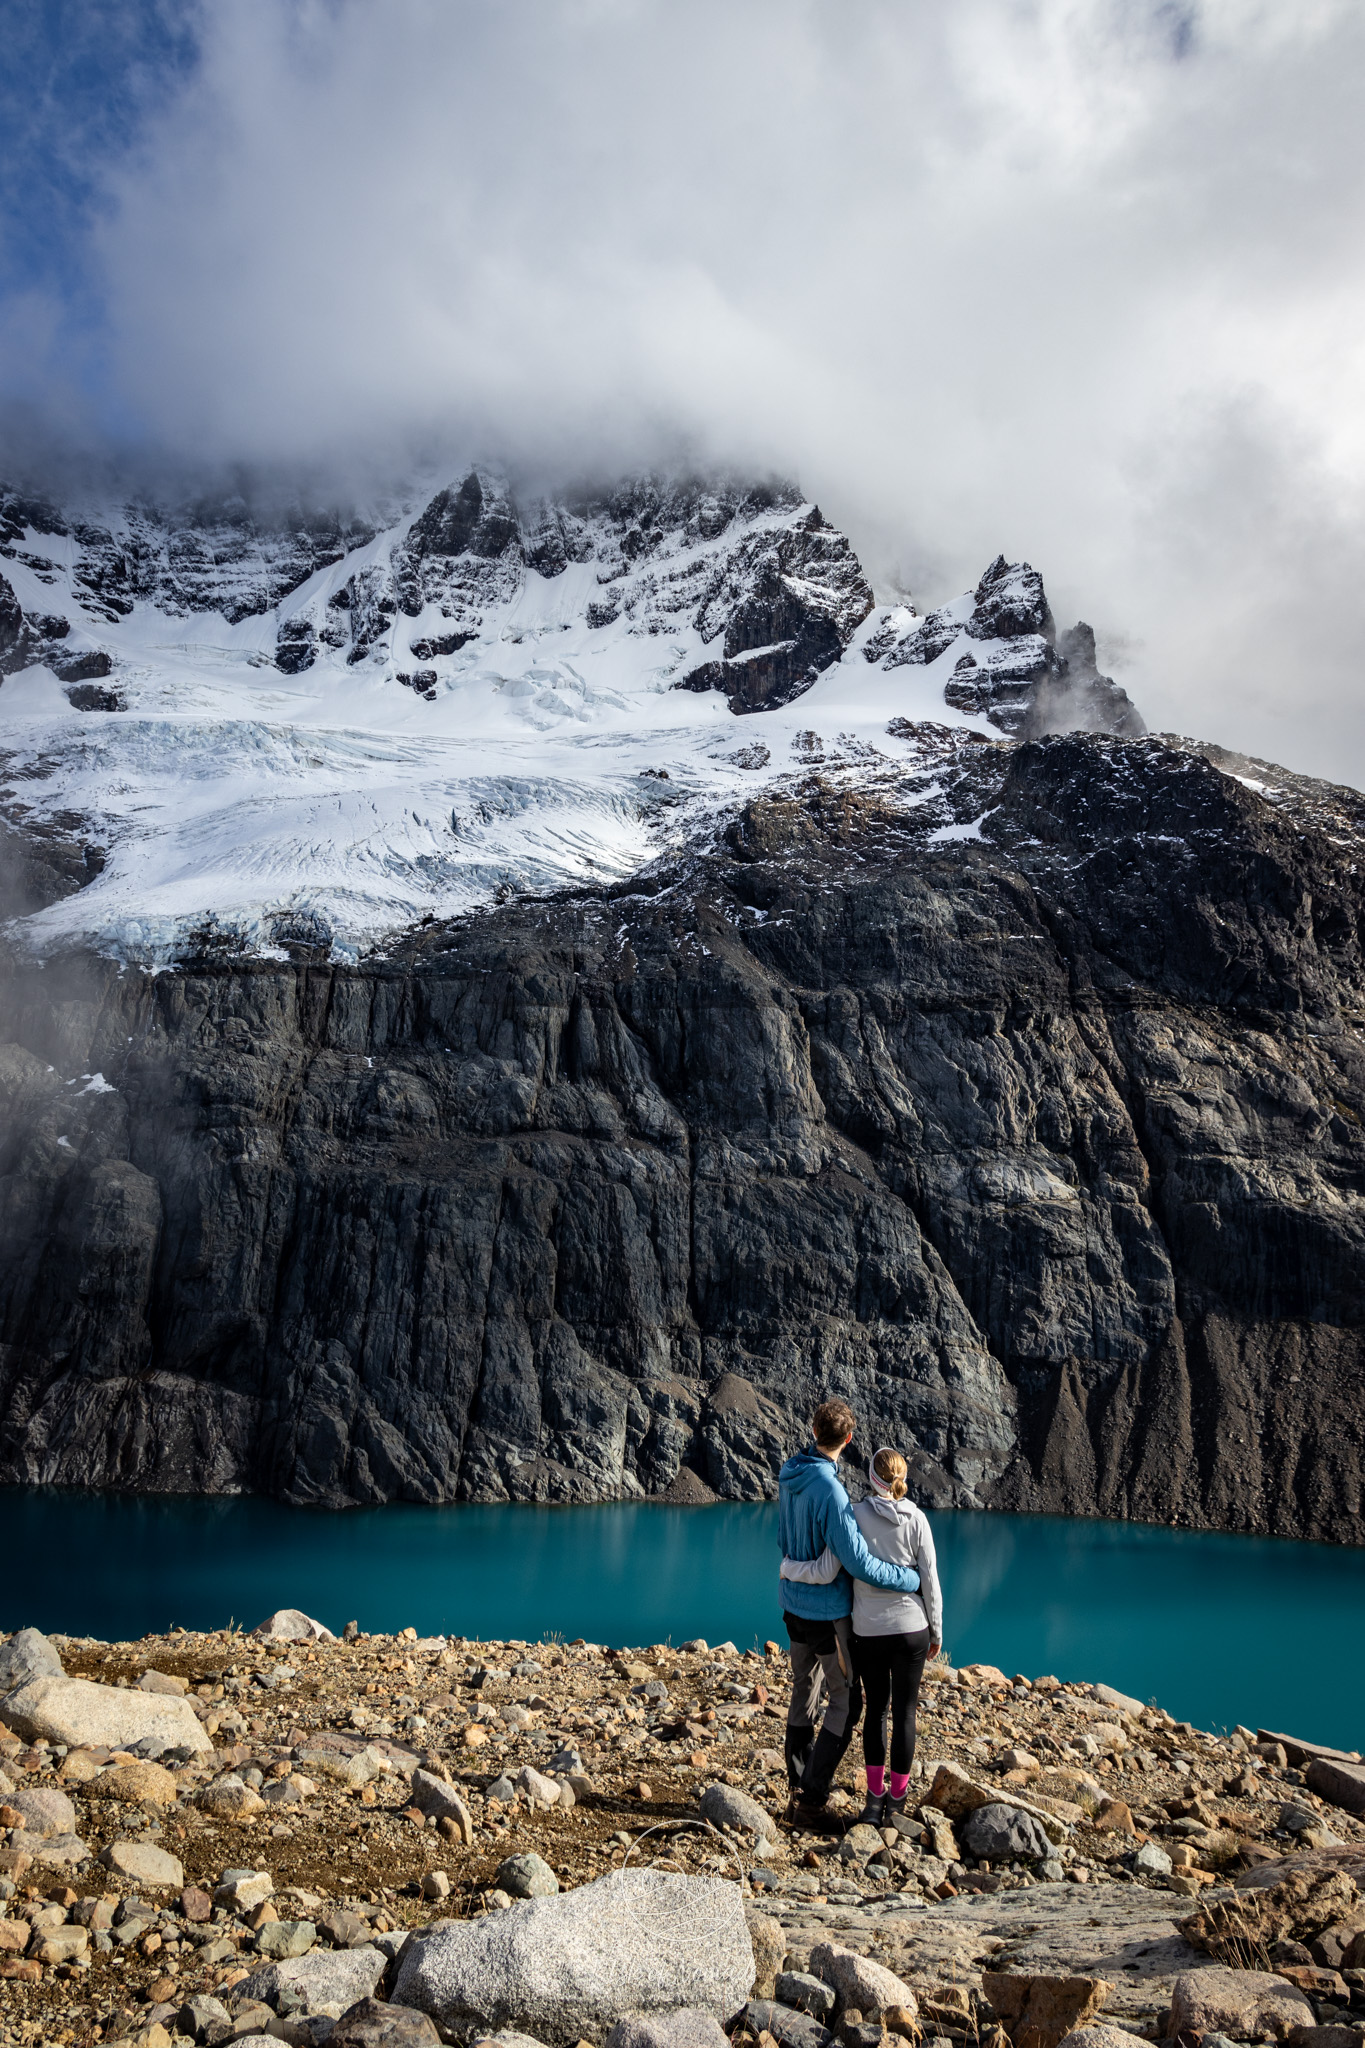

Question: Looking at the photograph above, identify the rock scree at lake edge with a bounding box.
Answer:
[0,1617,1361,2045]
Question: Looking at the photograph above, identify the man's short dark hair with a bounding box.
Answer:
[812,1398,856,1448]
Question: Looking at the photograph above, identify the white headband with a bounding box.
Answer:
[868,1446,903,1496]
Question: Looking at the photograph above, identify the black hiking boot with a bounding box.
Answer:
[857,1792,888,1828]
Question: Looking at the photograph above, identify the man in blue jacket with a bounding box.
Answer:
[778,1397,920,1831]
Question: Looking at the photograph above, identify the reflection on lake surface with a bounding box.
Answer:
[1,1489,1360,1749]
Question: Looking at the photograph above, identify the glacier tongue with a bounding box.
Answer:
[0,468,1143,962]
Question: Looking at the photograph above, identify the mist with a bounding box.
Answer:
[4,0,1365,784]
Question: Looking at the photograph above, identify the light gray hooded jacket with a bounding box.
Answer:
[782,1493,942,1640]
[849,1495,942,1639]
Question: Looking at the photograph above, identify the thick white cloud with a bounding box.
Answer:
[61,0,1365,780]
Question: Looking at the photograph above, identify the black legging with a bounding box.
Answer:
[852,1628,931,1774]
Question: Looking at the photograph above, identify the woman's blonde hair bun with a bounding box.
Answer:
[873,1447,908,1500]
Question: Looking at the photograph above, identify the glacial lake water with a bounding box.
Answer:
[2,1490,1361,1752]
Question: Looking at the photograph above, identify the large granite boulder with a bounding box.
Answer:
[3,1674,212,1754]
[393,1870,754,2043]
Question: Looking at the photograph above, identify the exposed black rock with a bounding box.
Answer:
[967,554,1055,642]
[1,732,1362,1538]
[276,616,317,674]
[674,510,873,714]
[0,575,24,663]
[64,682,124,711]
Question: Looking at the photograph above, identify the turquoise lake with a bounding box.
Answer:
[2,1491,1361,1751]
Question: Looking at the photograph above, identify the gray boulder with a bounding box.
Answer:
[809,1943,917,2018]
[3,1673,212,1754]
[604,2014,730,2048]
[237,1944,388,2017]
[0,1629,62,1693]
[393,1869,754,2044]
[495,1852,559,1899]
[410,1769,474,1842]
[177,1994,232,2042]
[328,1998,441,2046]
[775,1974,837,2019]
[3,1786,75,1836]
[698,1782,775,1838]
[1133,1842,1172,1877]
[252,1608,336,1642]
[745,2000,832,2048]
[960,1802,1054,1861]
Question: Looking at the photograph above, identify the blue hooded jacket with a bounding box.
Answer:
[778,1444,921,1619]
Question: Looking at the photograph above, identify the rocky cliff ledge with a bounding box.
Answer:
[1,730,1364,1535]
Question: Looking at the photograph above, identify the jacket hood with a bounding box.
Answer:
[777,1446,842,1496]
[865,1494,907,1523]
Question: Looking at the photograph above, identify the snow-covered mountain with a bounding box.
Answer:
[0,469,1142,963]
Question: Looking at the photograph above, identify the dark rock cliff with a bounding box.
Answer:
[1,732,1363,1536]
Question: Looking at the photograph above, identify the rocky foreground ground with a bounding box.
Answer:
[0,1617,1363,2048]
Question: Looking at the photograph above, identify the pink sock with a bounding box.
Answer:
[889,1771,911,1800]
[866,1766,886,1797]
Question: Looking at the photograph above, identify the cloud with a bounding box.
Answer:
[9,0,1365,783]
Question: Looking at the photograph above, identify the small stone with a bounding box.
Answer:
[465,1724,489,1748]
[1132,1842,1172,1878]
[960,1804,1053,1862]
[99,1839,184,1886]
[0,1629,63,1692]
[496,1851,560,1899]
[1,1785,75,1836]
[486,1774,517,1803]
[177,1992,232,2042]
[255,1917,317,1959]
[777,1972,838,2018]
[516,1766,562,1807]
[811,1942,917,2019]
[1091,1798,1134,1834]
[699,1781,777,1837]
[329,1997,442,2045]
[1170,1967,1314,2043]
[633,1780,654,1800]
[31,1923,89,1964]
[236,1941,388,2018]
[746,1998,833,2048]
[214,1867,275,1910]
[423,1869,452,1900]
[605,2015,731,2048]
[96,1760,179,1805]
[838,1823,886,1863]
[138,1669,188,1695]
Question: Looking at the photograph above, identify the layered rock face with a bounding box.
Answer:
[1,732,1362,1537]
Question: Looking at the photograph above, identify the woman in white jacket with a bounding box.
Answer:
[781,1445,942,1827]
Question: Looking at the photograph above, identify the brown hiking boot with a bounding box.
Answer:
[785,1793,847,1836]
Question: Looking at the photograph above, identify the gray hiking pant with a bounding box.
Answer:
[784,1611,862,1800]
[787,1613,857,1739]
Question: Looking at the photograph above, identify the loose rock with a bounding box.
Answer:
[237,1942,388,2016]
[329,1998,442,2046]
[3,1672,212,1754]
[1169,1967,1314,2042]
[393,1869,754,2045]
[810,1942,918,2019]
[99,1839,185,1886]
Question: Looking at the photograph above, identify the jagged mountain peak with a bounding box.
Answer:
[0,461,1152,963]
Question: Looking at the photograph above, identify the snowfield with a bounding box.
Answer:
[0,473,1131,963]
